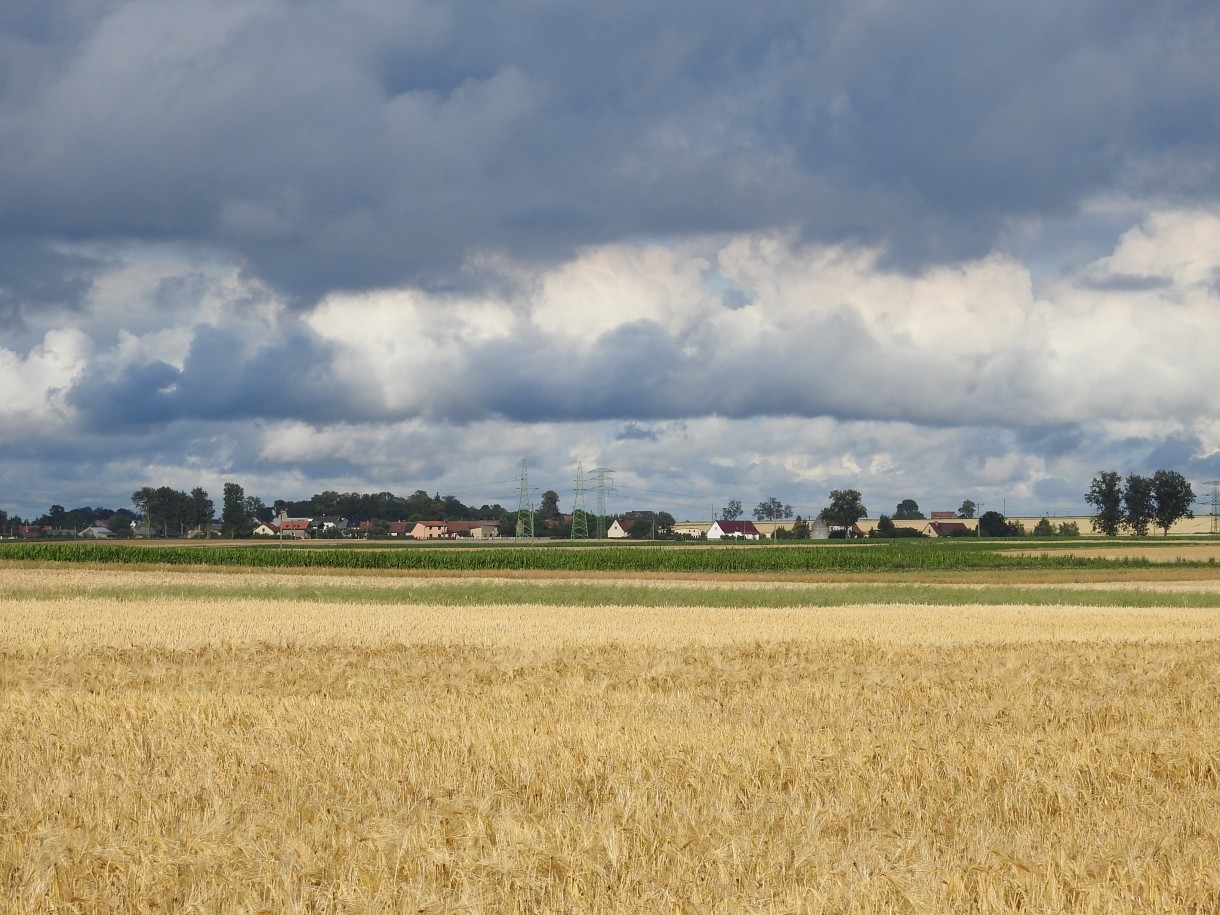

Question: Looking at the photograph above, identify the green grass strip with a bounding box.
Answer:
[9,577,1220,609]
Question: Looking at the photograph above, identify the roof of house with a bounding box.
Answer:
[414,520,448,529]
[714,520,760,534]
[446,520,499,532]
[930,511,957,519]
[280,518,312,530]
[929,521,970,536]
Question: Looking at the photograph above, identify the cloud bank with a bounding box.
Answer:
[1,1,1219,518]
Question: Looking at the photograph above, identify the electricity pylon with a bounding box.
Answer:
[516,459,534,539]
[571,462,589,539]
[591,467,616,538]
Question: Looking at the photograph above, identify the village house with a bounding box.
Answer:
[277,518,313,539]
[706,520,761,540]
[445,520,501,538]
[606,519,636,539]
[411,520,449,539]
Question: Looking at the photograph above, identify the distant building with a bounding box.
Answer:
[411,521,449,539]
[607,519,636,539]
[707,520,761,540]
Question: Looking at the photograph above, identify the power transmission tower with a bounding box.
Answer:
[571,462,589,539]
[1209,481,1220,535]
[591,467,616,538]
[516,459,534,539]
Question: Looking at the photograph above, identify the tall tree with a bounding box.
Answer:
[820,490,867,534]
[753,496,793,521]
[893,499,924,520]
[721,500,743,521]
[957,499,977,519]
[222,482,246,539]
[1122,474,1154,536]
[190,487,214,536]
[1151,470,1195,536]
[1086,471,1124,537]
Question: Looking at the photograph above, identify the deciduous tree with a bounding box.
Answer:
[1151,470,1195,535]
[721,500,743,521]
[222,482,246,539]
[753,497,793,522]
[1086,471,1123,536]
[1122,474,1154,536]
[821,490,867,534]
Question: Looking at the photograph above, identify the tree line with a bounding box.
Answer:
[1085,470,1195,536]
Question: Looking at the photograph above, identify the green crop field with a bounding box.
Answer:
[0,538,1200,573]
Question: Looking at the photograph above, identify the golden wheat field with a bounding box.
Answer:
[3,563,1220,913]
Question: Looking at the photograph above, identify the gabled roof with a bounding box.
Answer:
[280,518,312,530]
[447,520,499,533]
[929,521,970,536]
[714,520,760,535]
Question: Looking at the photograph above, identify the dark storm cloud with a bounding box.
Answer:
[616,422,659,442]
[0,236,104,333]
[67,324,366,429]
[1016,425,1090,460]
[3,0,1218,301]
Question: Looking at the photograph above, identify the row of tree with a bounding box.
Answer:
[5,471,1200,540]
[1085,470,1195,536]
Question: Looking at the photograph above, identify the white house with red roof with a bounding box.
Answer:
[707,520,761,540]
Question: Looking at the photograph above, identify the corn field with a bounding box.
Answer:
[0,539,1175,573]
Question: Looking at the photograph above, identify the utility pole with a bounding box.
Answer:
[1209,481,1220,535]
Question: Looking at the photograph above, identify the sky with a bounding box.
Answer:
[2,0,1220,523]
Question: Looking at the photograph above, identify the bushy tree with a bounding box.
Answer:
[957,500,977,519]
[721,500,743,521]
[821,490,867,534]
[222,482,246,539]
[978,510,1023,537]
[1032,517,1055,537]
[190,487,214,535]
[1086,471,1124,536]
[1151,470,1195,535]
[1122,474,1154,536]
[753,497,793,521]
[893,499,924,520]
